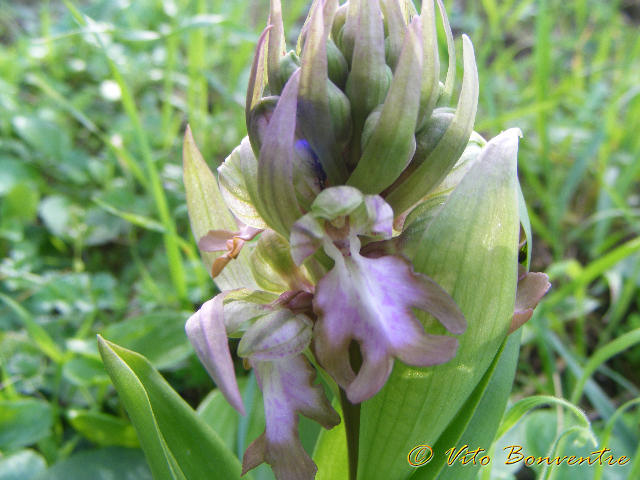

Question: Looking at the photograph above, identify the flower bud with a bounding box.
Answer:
[246,95,278,154]
[326,38,348,88]
[276,50,301,93]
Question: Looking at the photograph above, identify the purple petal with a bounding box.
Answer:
[289,214,325,265]
[361,194,393,238]
[257,70,304,236]
[237,310,312,361]
[185,294,246,415]
[313,252,465,403]
[509,271,551,333]
[242,354,340,479]
[198,230,236,251]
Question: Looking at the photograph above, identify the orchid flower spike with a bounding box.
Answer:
[182,1,549,479]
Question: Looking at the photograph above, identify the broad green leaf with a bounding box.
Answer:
[97,336,242,480]
[38,195,73,239]
[0,449,46,480]
[183,126,257,291]
[313,400,349,480]
[411,332,521,479]
[1,182,39,225]
[67,410,139,448]
[359,129,521,480]
[0,156,42,196]
[197,377,275,480]
[32,447,151,480]
[0,399,53,450]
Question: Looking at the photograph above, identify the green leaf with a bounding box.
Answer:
[358,129,521,480]
[197,377,275,480]
[0,450,46,480]
[570,328,640,404]
[32,447,151,480]
[67,410,139,448]
[0,399,53,450]
[0,293,64,363]
[313,401,349,480]
[97,336,243,480]
[411,332,521,479]
[183,126,257,291]
[496,395,595,441]
[62,356,110,386]
[1,182,39,224]
[38,195,74,239]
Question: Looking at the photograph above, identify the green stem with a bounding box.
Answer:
[339,389,360,480]
[340,342,363,480]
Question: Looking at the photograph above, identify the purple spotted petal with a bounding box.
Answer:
[242,354,340,479]
[509,271,551,333]
[313,249,465,403]
[185,294,246,415]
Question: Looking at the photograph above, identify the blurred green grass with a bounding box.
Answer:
[0,1,638,479]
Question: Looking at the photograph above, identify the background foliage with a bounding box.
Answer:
[0,0,638,479]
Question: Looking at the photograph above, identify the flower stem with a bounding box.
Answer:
[340,389,360,480]
[340,342,363,480]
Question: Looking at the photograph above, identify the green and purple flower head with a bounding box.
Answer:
[182,1,550,479]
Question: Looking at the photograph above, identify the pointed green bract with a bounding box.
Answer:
[347,17,423,194]
[246,27,270,137]
[418,0,440,126]
[386,35,479,215]
[436,0,456,104]
[345,0,392,167]
[218,137,268,230]
[182,127,257,291]
[298,0,348,185]
[381,0,407,70]
[358,129,521,480]
[254,72,304,237]
[267,0,286,94]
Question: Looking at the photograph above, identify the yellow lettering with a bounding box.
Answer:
[503,445,524,465]
[408,445,433,467]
